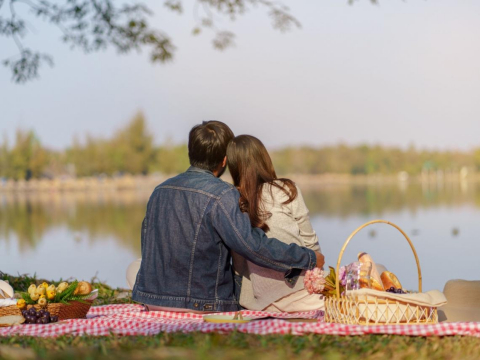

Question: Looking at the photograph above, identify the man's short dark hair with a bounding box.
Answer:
[188,121,234,172]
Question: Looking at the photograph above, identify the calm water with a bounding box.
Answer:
[1,181,479,291]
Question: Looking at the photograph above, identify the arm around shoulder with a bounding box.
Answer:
[212,188,316,273]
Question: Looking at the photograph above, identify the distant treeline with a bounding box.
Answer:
[1,113,480,180]
[0,113,189,180]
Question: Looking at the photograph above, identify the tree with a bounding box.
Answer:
[0,135,9,178]
[64,112,156,176]
[474,148,480,171]
[3,129,49,180]
[111,112,155,175]
[153,140,189,175]
[1,0,305,83]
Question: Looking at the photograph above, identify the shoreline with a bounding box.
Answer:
[1,173,479,193]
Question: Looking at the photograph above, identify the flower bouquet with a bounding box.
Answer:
[304,266,347,297]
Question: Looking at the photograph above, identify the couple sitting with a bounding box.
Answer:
[127,121,325,313]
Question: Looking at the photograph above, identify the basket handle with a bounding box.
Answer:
[335,220,422,298]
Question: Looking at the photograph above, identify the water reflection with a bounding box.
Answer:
[0,191,149,255]
[302,181,480,217]
[1,181,479,288]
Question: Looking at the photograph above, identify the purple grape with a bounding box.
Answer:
[50,315,59,323]
[43,311,50,318]
[28,308,37,316]
[21,310,28,317]
[36,317,47,324]
[38,309,46,316]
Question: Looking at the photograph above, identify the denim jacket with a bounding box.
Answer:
[132,167,316,312]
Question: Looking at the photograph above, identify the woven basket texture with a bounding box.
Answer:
[0,300,93,321]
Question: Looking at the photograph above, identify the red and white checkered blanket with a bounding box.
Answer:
[1,304,479,337]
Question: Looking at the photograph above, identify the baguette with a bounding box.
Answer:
[357,252,384,290]
[381,271,402,290]
[74,281,93,296]
[359,277,385,291]
[0,315,25,326]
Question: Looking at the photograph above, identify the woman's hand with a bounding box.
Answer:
[314,251,325,269]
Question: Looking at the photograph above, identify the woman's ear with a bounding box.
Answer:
[222,156,227,168]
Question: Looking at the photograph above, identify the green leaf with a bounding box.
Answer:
[21,292,36,305]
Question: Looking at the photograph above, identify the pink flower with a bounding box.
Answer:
[304,268,326,294]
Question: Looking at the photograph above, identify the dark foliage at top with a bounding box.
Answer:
[0,0,308,82]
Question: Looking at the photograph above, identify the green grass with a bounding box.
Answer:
[1,334,480,360]
[1,273,480,360]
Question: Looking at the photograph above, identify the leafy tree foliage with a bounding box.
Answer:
[66,112,157,176]
[270,145,476,176]
[0,114,479,180]
[0,0,304,83]
[0,129,49,180]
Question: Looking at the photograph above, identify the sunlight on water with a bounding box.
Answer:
[1,181,479,289]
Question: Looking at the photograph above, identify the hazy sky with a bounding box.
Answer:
[1,0,480,150]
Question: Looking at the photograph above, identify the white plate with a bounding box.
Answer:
[203,314,252,323]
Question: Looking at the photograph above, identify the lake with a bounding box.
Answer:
[1,180,479,292]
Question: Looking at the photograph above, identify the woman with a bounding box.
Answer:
[227,135,324,312]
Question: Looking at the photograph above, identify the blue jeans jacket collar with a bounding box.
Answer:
[186,166,214,176]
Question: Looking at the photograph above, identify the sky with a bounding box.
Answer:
[1,0,480,151]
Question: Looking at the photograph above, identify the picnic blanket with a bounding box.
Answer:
[1,304,480,337]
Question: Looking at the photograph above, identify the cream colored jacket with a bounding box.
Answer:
[232,182,320,310]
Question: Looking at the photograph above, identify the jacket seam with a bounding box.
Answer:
[217,199,290,270]
[158,185,221,199]
[219,186,235,196]
[186,197,213,299]
[215,243,222,301]
[135,290,238,304]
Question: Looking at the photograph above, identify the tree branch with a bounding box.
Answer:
[1,0,380,83]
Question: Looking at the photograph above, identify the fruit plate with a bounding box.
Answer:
[203,314,252,324]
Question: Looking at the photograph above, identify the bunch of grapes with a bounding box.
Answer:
[304,268,327,294]
[21,308,59,324]
[386,287,406,294]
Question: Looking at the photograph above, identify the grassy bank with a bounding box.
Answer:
[1,273,480,360]
[1,333,480,360]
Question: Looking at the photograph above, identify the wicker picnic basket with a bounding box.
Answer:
[324,220,438,325]
[0,300,93,321]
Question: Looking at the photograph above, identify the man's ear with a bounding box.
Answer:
[222,156,227,167]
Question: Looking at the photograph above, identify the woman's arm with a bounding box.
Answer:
[290,185,321,252]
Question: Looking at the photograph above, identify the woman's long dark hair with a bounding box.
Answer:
[226,135,297,232]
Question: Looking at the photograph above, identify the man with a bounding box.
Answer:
[132,121,324,312]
